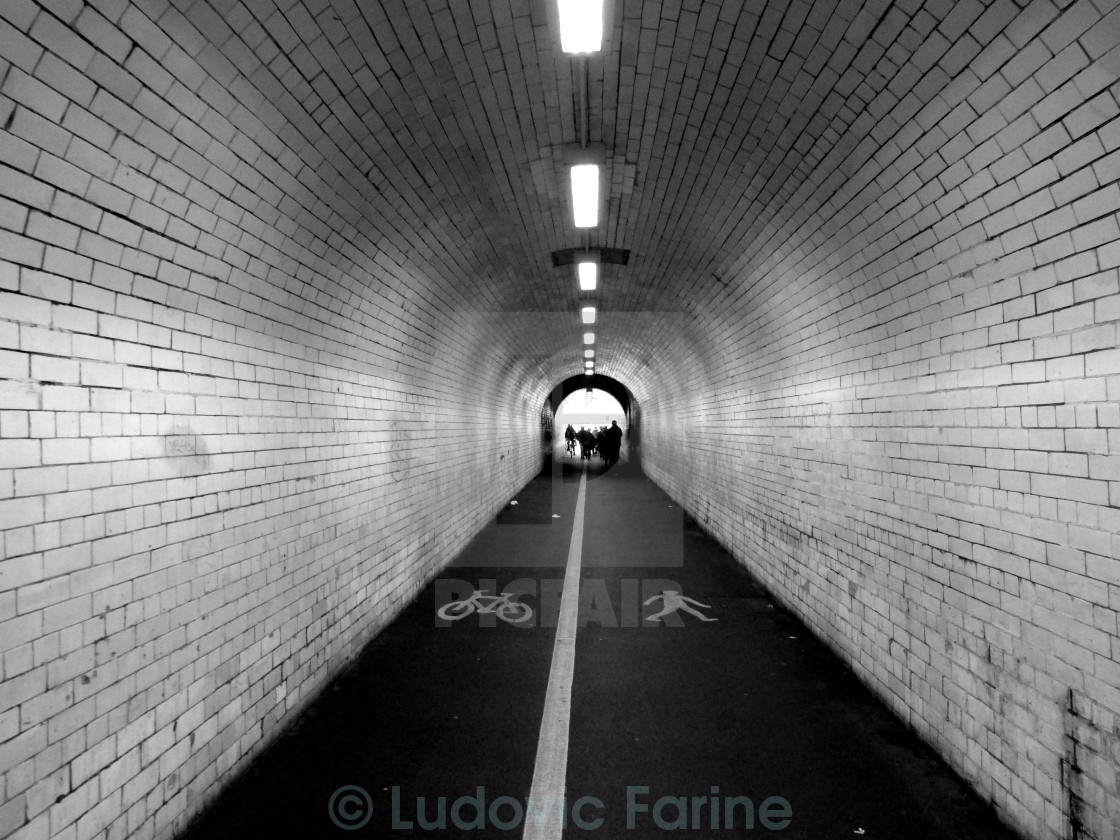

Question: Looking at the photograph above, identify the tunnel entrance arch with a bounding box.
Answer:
[555,388,626,430]
[541,374,641,466]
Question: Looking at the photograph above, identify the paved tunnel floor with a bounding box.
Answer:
[182,447,1017,840]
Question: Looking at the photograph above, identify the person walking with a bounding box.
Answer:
[576,426,591,460]
[604,420,623,467]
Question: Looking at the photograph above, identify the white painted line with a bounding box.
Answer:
[522,466,587,840]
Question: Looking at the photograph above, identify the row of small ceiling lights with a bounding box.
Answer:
[559,0,603,377]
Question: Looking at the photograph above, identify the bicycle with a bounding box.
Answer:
[437,590,533,624]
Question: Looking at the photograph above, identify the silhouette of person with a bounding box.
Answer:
[644,590,718,622]
[576,426,591,459]
[603,420,623,466]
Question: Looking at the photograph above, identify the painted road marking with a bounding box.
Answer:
[644,590,718,622]
[436,590,533,624]
[522,465,587,840]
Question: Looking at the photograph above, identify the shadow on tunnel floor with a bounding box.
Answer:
[179,452,1018,840]
[498,446,639,525]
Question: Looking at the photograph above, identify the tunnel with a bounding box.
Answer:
[547,373,639,458]
[0,1,1118,839]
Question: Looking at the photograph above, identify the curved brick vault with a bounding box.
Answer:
[0,1,1118,839]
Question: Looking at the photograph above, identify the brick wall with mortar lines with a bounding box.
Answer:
[0,2,546,839]
[639,5,1120,840]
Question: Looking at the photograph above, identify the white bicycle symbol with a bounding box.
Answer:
[437,590,533,624]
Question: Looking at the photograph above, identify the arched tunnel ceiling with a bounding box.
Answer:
[164,0,1102,402]
[552,373,633,417]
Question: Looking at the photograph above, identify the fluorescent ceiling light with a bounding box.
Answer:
[583,349,594,359]
[583,332,594,344]
[558,0,603,53]
[570,165,598,227]
[580,306,596,324]
[578,261,597,291]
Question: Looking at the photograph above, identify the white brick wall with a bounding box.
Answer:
[0,2,547,838]
[2,1,1118,839]
[639,5,1120,840]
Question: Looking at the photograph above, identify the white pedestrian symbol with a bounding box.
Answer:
[644,590,717,622]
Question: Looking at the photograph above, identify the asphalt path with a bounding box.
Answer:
[182,444,1016,840]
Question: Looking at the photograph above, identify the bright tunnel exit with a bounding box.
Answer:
[555,388,627,464]
[555,388,625,431]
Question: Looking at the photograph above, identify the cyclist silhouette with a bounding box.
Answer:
[564,423,577,456]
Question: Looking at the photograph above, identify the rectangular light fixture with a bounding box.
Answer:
[558,0,603,53]
[583,332,594,344]
[578,261,597,291]
[570,164,599,227]
[583,349,594,359]
[580,306,596,324]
